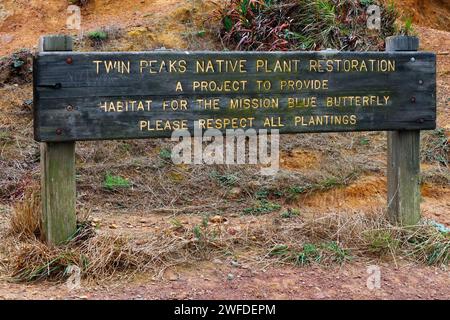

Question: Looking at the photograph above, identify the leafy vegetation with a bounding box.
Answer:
[87,30,108,43]
[210,171,239,187]
[280,208,300,219]
[396,17,416,36]
[217,0,398,51]
[159,148,173,161]
[103,173,131,190]
[421,129,449,167]
[243,200,281,215]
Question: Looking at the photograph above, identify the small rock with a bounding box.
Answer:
[212,258,222,264]
[109,224,118,229]
[230,260,239,267]
[227,273,234,281]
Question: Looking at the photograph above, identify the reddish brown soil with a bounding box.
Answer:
[0,261,448,300]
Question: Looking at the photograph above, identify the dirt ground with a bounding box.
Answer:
[0,261,449,300]
[0,0,449,300]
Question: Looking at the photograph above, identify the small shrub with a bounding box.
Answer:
[296,243,321,266]
[323,241,352,263]
[87,30,108,44]
[280,208,300,219]
[269,244,290,257]
[159,148,172,161]
[396,17,416,36]
[243,200,281,215]
[421,128,449,167]
[103,173,131,190]
[216,0,398,51]
[365,230,399,255]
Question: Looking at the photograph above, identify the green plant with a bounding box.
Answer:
[103,173,131,190]
[319,177,342,190]
[255,189,269,199]
[323,241,351,263]
[280,208,300,219]
[87,30,108,42]
[243,200,281,215]
[159,148,172,161]
[217,0,398,52]
[296,243,321,266]
[421,128,449,167]
[397,17,415,36]
[269,244,290,257]
[210,171,239,187]
[359,137,370,146]
[360,0,374,6]
[365,230,399,255]
[170,218,183,229]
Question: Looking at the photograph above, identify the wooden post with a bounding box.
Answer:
[39,35,77,245]
[386,36,421,225]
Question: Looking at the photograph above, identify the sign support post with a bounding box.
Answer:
[39,35,77,245]
[386,36,421,225]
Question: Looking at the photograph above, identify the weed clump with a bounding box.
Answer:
[9,183,41,239]
[103,173,131,190]
[87,30,108,46]
[421,128,449,167]
[216,0,398,51]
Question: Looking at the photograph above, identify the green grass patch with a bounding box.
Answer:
[103,173,131,190]
[280,208,300,219]
[243,200,281,215]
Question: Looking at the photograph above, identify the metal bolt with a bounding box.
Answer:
[66,105,74,111]
[66,57,73,64]
[410,96,416,103]
[56,128,63,135]
[418,80,424,85]
[410,57,416,62]
[417,118,425,124]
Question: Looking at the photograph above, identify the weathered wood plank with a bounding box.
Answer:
[386,35,422,226]
[34,51,436,141]
[39,35,77,245]
[387,131,421,225]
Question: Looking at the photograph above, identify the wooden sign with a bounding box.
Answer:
[33,51,436,142]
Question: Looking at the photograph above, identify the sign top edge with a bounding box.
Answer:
[36,51,437,56]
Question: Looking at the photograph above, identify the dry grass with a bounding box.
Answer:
[9,182,41,239]
[2,208,447,283]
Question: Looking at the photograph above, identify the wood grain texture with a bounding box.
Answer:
[39,35,77,245]
[41,142,77,244]
[34,51,436,141]
[386,35,421,226]
[387,131,421,225]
